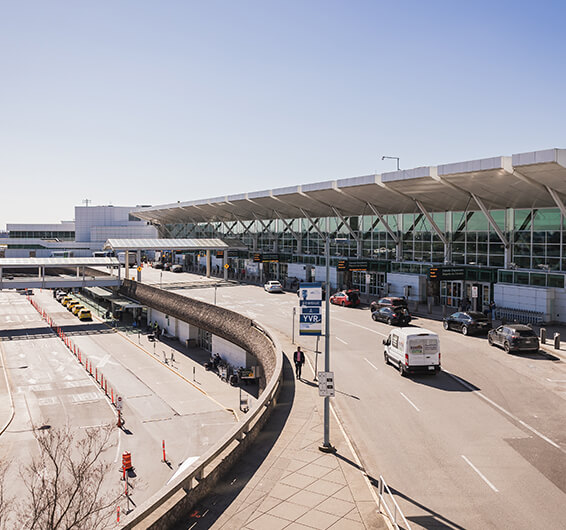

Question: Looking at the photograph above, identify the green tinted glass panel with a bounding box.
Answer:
[533,208,561,230]
[548,274,565,288]
[466,211,488,231]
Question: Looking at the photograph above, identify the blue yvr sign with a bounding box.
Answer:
[298,282,323,336]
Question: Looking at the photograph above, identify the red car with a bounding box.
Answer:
[329,289,360,307]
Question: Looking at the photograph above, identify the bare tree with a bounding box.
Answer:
[18,425,121,530]
[0,460,13,530]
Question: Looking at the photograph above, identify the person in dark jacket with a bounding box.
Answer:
[293,346,305,379]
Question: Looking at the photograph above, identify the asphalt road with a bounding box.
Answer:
[151,272,566,530]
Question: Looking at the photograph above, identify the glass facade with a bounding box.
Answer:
[166,206,566,282]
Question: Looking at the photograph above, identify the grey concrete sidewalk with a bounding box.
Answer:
[0,342,15,436]
[178,331,388,530]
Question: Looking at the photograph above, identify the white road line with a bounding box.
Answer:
[449,372,561,450]
[364,358,378,370]
[335,337,348,345]
[400,392,420,412]
[333,317,388,337]
[546,378,566,383]
[461,455,499,492]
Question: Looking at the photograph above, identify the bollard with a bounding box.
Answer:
[554,332,561,350]
[95,368,98,382]
[117,506,120,523]
[162,440,166,463]
[541,328,547,345]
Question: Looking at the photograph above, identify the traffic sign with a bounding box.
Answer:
[318,371,335,397]
[299,282,323,336]
[471,286,478,298]
[137,266,142,272]
[116,396,123,410]
[224,263,229,269]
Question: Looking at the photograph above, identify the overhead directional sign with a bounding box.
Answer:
[299,282,322,336]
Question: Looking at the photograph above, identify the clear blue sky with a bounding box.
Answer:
[1,0,565,229]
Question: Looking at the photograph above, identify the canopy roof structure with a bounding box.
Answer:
[103,238,246,251]
[130,148,566,224]
[0,257,119,268]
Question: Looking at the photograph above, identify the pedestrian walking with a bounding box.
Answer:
[293,346,305,380]
[489,300,496,320]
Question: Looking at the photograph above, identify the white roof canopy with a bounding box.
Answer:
[130,148,566,224]
[103,238,246,251]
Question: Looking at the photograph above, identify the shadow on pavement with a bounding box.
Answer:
[409,370,480,392]
[172,354,296,529]
[388,484,467,530]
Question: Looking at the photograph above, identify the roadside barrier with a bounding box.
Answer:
[122,451,133,471]
[378,475,411,530]
[496,307,544,325]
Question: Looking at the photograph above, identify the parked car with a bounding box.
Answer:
[61,296,74,307]
[67,300,80,312]
[443,311,492,335]
[163,262,171,271]
[171,264,183,273]
[153,262,164,269]
[372,306,411,326]
[72,304,85,315]
[264,280,283,293]
[330,289,360,307]
[488,324,540,353]
[78,308,92,321]
[370,296,408,313]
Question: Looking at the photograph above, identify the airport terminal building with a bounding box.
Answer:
[133,148,566,324]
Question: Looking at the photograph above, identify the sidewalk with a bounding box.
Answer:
[183,331,388,530]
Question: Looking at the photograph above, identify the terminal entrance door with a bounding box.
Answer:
[352,271,386,296]
[440,280,463,308]
[466,283,491,313]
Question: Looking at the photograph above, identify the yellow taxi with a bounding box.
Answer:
[61,296,73,307]
[78,309,92,321]
[67,300,80,312]
[72,304,85,315]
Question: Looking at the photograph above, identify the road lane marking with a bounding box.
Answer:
[546,378,566,383]
[449,372,561,450]
[400,392,420,412]
[335,337,348,345]
[364,358,378,370]
[333,317,387,337]
[461,455,498,492]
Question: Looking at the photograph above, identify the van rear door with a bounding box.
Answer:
[407,335,439,368]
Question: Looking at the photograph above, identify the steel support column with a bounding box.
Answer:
[471,194,511,267]
[415,200,451,264]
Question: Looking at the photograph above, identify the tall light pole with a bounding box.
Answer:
[320,217,334,453]
[382,155,400,171]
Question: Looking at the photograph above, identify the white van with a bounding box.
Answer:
[383,328,441,376]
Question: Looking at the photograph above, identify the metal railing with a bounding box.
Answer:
[496,307,544,325]
[378,475,411,530]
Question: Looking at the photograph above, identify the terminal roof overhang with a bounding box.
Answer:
[103,238,247,251]
[131,148,566,224]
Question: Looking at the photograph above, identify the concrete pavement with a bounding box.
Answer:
[176,331,388,530]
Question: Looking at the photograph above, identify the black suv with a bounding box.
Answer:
[488,324,540,353]
[371,306,411,326]
[370,297,408,313]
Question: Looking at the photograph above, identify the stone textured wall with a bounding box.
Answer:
[119,280,275,387]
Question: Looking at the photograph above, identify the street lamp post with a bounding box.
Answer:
[382,155,400,171]
[320,217,335,453]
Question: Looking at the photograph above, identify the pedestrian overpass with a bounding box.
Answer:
[0,257,122,290]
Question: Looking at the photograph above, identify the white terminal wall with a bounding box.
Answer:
[147,309,249,368]
[387,273,427,302]
[494,284,566,322]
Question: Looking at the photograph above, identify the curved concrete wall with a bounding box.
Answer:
[119,280,276,388]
